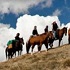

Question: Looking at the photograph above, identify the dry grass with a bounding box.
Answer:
[63,59,70,68]
[0,44,70,70]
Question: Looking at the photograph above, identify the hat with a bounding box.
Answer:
[52,21,56,24]
[17,33,20,36]
[46,25,48,28]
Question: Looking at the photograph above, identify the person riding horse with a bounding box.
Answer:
[14,33,21,47]
[32,26,39,36]
[52,21,58,39]
[44,25,48,33]
[15,33,20,41]
[6,37,24,59]
[10,33,21,50]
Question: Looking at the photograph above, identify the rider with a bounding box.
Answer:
[44,25,48,33]
[32,26,39,36]
[15,33,20,41]
[14,33,20,47]
[52,21,58,39]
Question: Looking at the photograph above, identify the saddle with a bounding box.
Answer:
[30,34,39,38]
[8,44,12,49]
[7,40,17,49]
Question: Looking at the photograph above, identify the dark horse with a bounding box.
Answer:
[26,31,54,54]
[54,27,67,46]
[68,28,70,44]
[5,38,24,59]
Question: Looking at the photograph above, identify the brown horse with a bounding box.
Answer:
[55,27,67,46]
[5,38,24,59]
[68,28,70,44]
[26,31,54,54]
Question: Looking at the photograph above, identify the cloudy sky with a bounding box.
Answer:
[0,0,70,28]
[0,0,70,62]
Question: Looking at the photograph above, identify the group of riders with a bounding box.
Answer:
[7,21,67,59]
[32,21,58,39]
[7,21,58,50]
[14,21,58,43]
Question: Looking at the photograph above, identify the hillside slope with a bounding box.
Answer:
[0,44,70,70]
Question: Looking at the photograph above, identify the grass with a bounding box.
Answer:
[63,59,70,68]
[0,44,70,70]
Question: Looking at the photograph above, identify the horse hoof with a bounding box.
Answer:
[31,52,33,55]
[38,51,40,53]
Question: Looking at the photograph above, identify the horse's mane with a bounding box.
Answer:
[58,27,67,32]
[19,38,23,40]
[39,31,52,36]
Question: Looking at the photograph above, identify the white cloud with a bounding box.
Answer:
[66,22,70,29]
[41,0,53,8]
[52,9,61,16]
[0,0,53,15]
[0,24,15,47]
[0,23,10,28]
[16,14,60,42]
[0,14,69,62]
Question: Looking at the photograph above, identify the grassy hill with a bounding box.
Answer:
[0,44,70,70]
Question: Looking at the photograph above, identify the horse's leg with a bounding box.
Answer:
[69,38,70,44]
[9,49,13,59]
[31,45,35,55]
[7,49,11,59]
[18,50,20,56]
[20,46,22,55]
[20,50,22,55]
[10,52,12,59]
[19,50,20,55]
[5,48,8,59]
[68,37,70,44]
[59,39,61,46]
[8,53,10,59]
[12,49,16,57]
[14,51,16,57]
[19,51,21,55]
[11,48,14,58]
[45,43,48,51]
[18,50,21,56]
[26,42,31,54]
[38,44,42,53]
[49,43,53,49]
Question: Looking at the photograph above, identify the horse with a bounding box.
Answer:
[5,46,13,59]
[5,38,24,59]
[13,38,24,56]
[26,31,54,54]
[54,27,67,46]
[68,28,70,44]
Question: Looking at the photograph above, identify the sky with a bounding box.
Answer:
[0,0,70,28]
[0,0,70,62]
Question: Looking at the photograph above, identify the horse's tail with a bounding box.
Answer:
[5,47,8,59]
[26,40,31,54]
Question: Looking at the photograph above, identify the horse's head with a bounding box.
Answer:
[46,31,54,47]
[48,31,54,39]
[63,27,67,36]
[19,38,24,45]
[46,31,54,43]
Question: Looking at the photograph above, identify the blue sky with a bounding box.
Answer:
[0,0,70,28]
